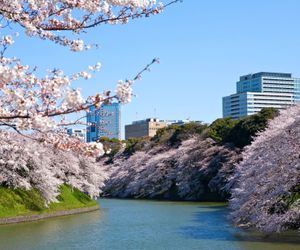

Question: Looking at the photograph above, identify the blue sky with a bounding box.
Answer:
[6,0,300,134]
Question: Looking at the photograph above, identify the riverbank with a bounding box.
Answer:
[0,205,99,225]
[0,184,98,224]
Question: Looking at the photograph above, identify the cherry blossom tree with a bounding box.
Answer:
[229,104,300,232]
[0,130,108,203]
[101,136,240,200]
[0,0,178,152]
[0,0,178,201]
[0,1,179,51]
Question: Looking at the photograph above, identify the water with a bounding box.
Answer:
[0,199,299,250]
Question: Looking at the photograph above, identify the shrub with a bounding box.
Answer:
[124,137,151,155]
[153,122,208,146]
[208,118,238,143]
[223,108,279,148]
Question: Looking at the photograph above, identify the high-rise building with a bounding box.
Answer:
[86,103,121,142]
[223,72,300,119]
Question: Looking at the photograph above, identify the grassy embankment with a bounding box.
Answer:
[0,184,98,218]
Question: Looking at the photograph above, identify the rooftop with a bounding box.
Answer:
[240,72,292,81]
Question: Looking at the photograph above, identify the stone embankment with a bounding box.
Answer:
[0,205,99,225]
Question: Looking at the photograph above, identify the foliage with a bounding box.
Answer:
[101,137,240,201]
[0,131,108,204]
[167,122,208,145]
[123,137,151,155]
[0,0,176,155]
[153,122,208,146]
[99,137,122,157]
[0,184,97,218]
[0,1,174,50]
[222,108,279,148]
[119,109,276,159]
[120,122,209,156]
[100,109,280,205]
[0,1,177,204]
[148,109,276,150]
[208,118,238,143]
[229,105,300,232]
[152,124,180,144]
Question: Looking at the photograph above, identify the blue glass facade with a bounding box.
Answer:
[223,72,300,119]
[86,103,121,142]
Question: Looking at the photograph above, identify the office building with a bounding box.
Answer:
[86,103,121,142]
[66,128,86,142]
[125,118,167,140]
[164,119,202,125]
[223,72,300,119]
[125,118,202,140]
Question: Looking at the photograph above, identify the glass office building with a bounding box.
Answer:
[86,103,121,142]
[223,72,300,119]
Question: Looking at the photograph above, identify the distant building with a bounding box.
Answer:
[86,103,121,142]
[163,119,202,125]
[125,118,167,140]
[66,128,86,142]
[223,72,300,119]
[125,118,202,140]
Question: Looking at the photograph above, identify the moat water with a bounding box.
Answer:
[0,199,299,250]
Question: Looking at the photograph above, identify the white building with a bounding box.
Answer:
[223,72,300,119]
[66,128,86,142]
[163,119,202,125]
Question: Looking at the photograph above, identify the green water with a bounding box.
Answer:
[0,199,299,250]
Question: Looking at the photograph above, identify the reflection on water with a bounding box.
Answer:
[179,205,300,250]
[0,199,299,250]
[179,206,238,241]
[0,210,102,250]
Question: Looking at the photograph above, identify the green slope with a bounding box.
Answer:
[0,184,98,218]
